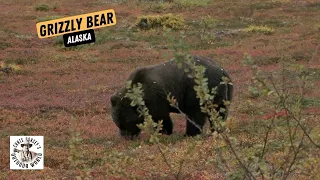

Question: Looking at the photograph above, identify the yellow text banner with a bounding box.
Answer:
[36,9,116,38]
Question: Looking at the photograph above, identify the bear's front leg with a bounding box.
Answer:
[156,116,173,135]
[185,112,205,136]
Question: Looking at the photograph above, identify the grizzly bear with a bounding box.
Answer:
[111,56,233,138]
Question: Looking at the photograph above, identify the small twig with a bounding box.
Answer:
[157,145,180,180]
[282,133,305,180]
[309,43,319,65]
[284,107,319,149]
[170,102,203,133]
[176,154,187,180]
[262,73,319,149]
[280,114,297,172]
[260,106,278,160]
[221,133,257,180]
[216,145,231,178]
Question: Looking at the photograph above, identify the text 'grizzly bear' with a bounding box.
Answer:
[110,56,233,138]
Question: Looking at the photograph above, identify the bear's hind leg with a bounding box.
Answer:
[209,105,228,133]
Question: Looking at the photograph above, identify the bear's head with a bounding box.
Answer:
[110,89,143,138]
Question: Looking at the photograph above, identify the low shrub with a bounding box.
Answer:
[136,13,185,30]
[173,0,212,9]
[35,4,50,11]
[243,25,275,35]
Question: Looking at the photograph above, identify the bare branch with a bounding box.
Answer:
[220,133,257,180]
[157,145,180,180]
